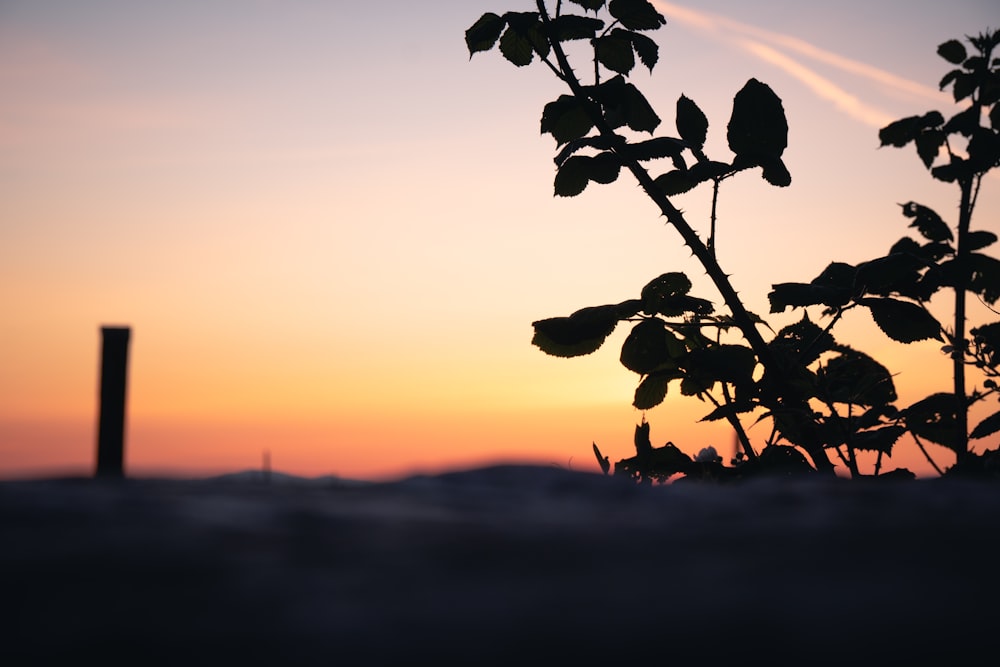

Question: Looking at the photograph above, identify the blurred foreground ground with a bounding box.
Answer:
[3,465,999,665]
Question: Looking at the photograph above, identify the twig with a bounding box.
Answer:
[910,432,945,476]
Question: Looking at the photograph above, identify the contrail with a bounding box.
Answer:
[738,39,896,127]
[653,1,946,127]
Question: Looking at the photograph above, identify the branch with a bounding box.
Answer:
[910,432,945,476]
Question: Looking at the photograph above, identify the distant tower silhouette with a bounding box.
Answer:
[95,326,131,478]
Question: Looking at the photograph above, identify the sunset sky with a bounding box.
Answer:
[2,0,998,480]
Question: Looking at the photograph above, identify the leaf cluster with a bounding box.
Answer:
[533,272,908,470]
[466,0,664,69]
[469,6,1000,479]
[467,2,791,198]
[771,30,1000,463]
[878,29,1000,181]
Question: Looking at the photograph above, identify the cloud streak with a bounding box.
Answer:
[653,1,945,128]
[737,39,895,128]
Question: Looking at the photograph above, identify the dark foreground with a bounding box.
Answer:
[3,465,999,665]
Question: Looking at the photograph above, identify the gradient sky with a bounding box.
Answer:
[2,0,998,480]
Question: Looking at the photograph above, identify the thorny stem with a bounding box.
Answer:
[845,403,859,477]
[792,304,850,368]
[821,396,859,477]
[708,179,720,259]
[952,175,974,462]
[718,383,757,462]
[833,445,851,469]
[910,432,945,476]
[812,306,849,354]
[535,0,834,473]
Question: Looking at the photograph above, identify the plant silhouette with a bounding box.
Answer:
[466,1,1000,480]
[772,29,1000,477]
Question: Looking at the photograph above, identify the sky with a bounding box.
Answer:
[1,0,998,480]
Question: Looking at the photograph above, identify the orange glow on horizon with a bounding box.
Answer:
[2,1,998,481]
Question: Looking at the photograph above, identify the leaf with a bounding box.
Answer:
[541,95,595,145]
[618,440,693,479]
[967,230,998,252]
[629,31,659,71]
[553,136,615,167]
[915,130,945,168]
[634,418,652,456]
[653,161,729,196]
[965,54,990,71]
[676,95,708,150]
[938,39,968,64]
[849,426,905,454]
[625,137,686,162]
[855,253,923,297]
[594,77,661,133]
[654,169,698,196]
[567,0,606,10]
[939,69,961,91]
[641,272,690,300]
[758,444,815,472]
[968,253,1000,304]
[595,30,636,75]
[769,262,857,312]
[639,272,715,317]
[812,261,858,297]
[700,400,756,422]
[983,76,1000,107]
[859,297,942,343]
[951,72,976,102]
[939,255,1000,305]
[905,393,961,453]
[620,318,677,374]
[967,126,1000,172]
[593,442,611,474]
[761,158,791,187]
[878,112,943,148]
[554,155,591,197]
[613,299,645,320]
[768,313,836,367]
[931,157,972,183]
[971,321,1000,350]
[608,0,666,31]
[818,347,897,406]
[633,374,670,409]
[649,442,694,472]
[548,14,605,41]
[727,78,788,163]
[688,160,732,181]
[879,116,920,148]
[855,404,900,430]
[465,13,505,56]
[943,106,981,137]
[594,28,660,74]
[587,151,621,183]
[553,152,621,196]
[889,235,951,268]
[971,410,1000,439]
[900,202,953,242]
[768,283,823,312]
[499,23,536,67]
[679,373,713,396]
[684,344,758,388]
[531,304,622,357]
